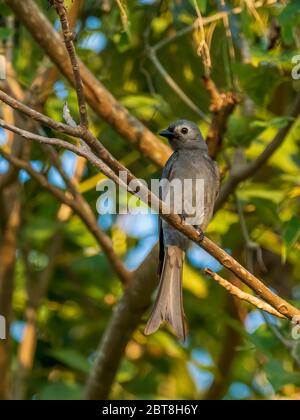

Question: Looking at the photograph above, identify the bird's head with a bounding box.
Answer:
[159,120,207,151]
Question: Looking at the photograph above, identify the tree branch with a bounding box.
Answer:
[0,148,131,286]
[216,92,300,209]
[53,0,88,128]
[203,77,238,158]
[0,183,21,400]
[2,2,300,401]
[4,0,172,168]
[151,0,277,53]
[1,92,299,321]
[85,246,159,400]
[205,268,286,319]
[147,49,210,123]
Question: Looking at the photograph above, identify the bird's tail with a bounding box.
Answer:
[144,246,187,341]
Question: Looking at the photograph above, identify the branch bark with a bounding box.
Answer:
[2,1,300,401]
[0,148,131,286]
[53,0,88,128]
[1,90,299,321]
[216,92,300,210]
[0,183,21,400]
[85,246,158,400]
[4,0,172,168]
[203,77,238,159]
[205,268,286,319]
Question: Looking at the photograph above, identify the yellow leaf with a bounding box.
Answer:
[182,263,207,298]
[289,186,300,198]
[78,173,106,194]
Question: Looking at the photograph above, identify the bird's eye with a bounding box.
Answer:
[181,127,188,135]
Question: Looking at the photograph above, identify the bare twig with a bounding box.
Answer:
[1,93,300,320]
[216,92,300,209]
[147,49,210,123]
[4,0,171,168]
[205,269,286,319]
[192,0,211,77]
[53,0,88,128]
[116,0,129,32]
[0,90,80,137]
[203,77,238,158]
[151,0,278,53]
[0,184,20,400]
[0,148,132,286]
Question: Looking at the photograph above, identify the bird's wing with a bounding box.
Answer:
[214,160,221,199]
[158,152,178,276]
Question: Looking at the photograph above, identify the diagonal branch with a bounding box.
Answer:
[0,90,80,137]
[147,49,210,123]
[53,0,88,128]
[205,268,286,319]
[151,0,277,53]
[4,0,171,168]
[1,107,299,321]
[2,1,300,400]
[85,247,159,400]
[216,92,300,209]
[1,77,300,320]
[0,148,131,286]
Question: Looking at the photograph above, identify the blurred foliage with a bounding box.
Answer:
[1,0,300,401]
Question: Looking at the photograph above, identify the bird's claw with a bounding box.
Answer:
[196,227,205,242]
[178,214,185,224]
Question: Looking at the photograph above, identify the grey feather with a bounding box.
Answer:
[144,246,186,341]
[145,120,220,341]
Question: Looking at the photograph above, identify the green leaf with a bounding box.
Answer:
[282,216,300,261]
[38,382,83,400]
[120,94,171,120]
[227,115,265,147]
[265,360,300,392]
[112,31,131,53]
[278,0,300,45]
[234,62,280,106]
[24,218,58,247]
[116,359,139,383]
[0,28,12,40]
[49,348,90,374]
[189,0,207,13]
[183,263,207,299]
[66,216,98,248]
[248,326,277,357]
[251,116,295,130]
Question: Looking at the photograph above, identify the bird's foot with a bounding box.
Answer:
[195,226,205,242]
[178,214,185,224]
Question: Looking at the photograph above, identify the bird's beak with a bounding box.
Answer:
[159,129,173,139]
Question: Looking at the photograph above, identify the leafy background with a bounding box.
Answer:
[0,0,300,400]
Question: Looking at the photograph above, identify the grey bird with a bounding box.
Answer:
[144,120,220,341]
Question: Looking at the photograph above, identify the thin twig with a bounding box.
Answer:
[205,269,286,319]
[0,90,80,137]
[235,192,267,273]
[0,148,132,286]
[262,313,300,369]
[1,112,300,321]
[216,92,300,209]
[116,0,129,32]
[147,49,210,123]
[192,0,211,77]
[1,0,300,322]
[151,0,277,53]
[53,0,88,128]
